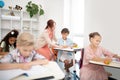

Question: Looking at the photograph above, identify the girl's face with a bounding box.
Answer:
[9,37,16,45]
[62,33,69,40]
[18,45,34,57]
[90,35,101,47]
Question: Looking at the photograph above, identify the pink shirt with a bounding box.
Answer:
[83,45,114,65]
[80,45,114,80]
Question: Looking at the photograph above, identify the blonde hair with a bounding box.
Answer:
[16,32,34,46]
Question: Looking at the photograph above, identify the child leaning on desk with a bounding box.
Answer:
[0,29,19,55]
[57,28,77,73]
[0,32,48,70]
[80,32,120,80]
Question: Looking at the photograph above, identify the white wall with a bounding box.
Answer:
[84,0,120,79]
[3,0,64,38]
[40,0,64,38]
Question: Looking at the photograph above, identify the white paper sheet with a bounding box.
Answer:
[0,65,47,80]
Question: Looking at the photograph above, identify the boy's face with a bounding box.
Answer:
[18,45,34,57]
[62,33,69,40]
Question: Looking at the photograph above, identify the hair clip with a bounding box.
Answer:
[11,31,14,35]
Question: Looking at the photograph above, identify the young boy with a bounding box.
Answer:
[0,32,48,70]
[57,28,77,73]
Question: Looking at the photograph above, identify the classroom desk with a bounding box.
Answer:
[54,47,81,69]
[0,61,65,80]
[54,47,81,52]
[89,60,120,69]
[54,47,81,80]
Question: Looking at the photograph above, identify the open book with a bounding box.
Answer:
[0,65,48,80]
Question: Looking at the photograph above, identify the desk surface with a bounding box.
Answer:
[0,61,65,80]
[54,47,81,52]
[89,60,120,69]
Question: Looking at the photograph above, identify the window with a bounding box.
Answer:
[64,0,84,48]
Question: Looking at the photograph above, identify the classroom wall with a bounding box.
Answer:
[41,0,64,38]
[3,0,64,38]
[84,0,120,79]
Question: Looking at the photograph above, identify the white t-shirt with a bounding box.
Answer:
[0,41,15,52]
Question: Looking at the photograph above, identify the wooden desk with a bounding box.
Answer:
[0,61,65,80]
[89,60,120,69]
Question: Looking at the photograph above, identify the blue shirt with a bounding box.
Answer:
[57,38,74,61]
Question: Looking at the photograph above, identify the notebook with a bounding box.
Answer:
[0,65,48,80]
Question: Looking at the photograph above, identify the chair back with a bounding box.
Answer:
[79,48,84,69]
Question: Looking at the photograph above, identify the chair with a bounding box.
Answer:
[79,48,84,69]
[51,47,58,61]
[108,77,117,80]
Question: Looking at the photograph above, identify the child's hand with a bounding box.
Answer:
[59,45,68,48]
[116,55,120,61]
[40,59,49,65]
[62,45,68,48]
[92,57,103,62]
[58,45,63,48]
[113,54,120,61]
[19,63,31,70]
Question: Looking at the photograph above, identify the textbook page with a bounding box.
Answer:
[0,65,47,80]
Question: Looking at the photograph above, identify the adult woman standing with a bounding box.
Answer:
[36,19,60,60]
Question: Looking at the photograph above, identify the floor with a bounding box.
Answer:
[63,62,80,80]
[61,51,81,80]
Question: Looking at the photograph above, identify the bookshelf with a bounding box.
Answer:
[0,8,39,40]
